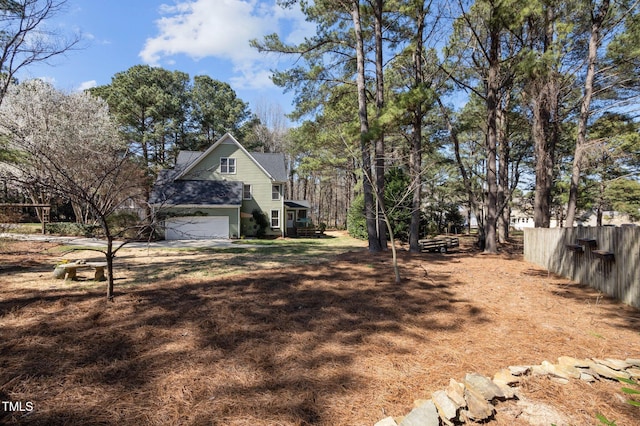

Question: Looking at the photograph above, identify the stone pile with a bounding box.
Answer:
[375,357,640,426]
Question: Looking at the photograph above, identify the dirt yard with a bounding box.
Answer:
[1,233,639,425]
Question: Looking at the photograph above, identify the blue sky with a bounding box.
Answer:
[18,0,315,116]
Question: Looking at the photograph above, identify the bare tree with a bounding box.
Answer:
[250,98,289,153]
[0,80,146,301]
[0,0,81,106]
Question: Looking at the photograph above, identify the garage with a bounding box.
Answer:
[164,216,229,240]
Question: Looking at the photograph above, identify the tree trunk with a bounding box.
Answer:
[565,0,610,227]
[484,25,500,254]
[409,2,426,254]
[497,101,509,243]
[374,0,387,250]
[532,91,554,228]
[532,4,558,228]
[351,1,380,252]
[437,96,481,239]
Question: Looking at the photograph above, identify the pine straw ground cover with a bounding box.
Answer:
[1,233,639,425]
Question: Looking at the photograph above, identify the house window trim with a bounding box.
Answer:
[272,184,281,201]
[243,184,252,200]
[270,209,280,228]
[220,157,236,174]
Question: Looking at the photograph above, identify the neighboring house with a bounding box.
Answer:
[149,133,309,240]
[509,207,639,230]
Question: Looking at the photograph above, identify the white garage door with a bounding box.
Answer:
[165,216,229,240]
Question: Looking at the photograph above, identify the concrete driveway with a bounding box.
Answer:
[0,233,255,249]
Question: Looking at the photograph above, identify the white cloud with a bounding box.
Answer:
[77,80,97,91]
[139,0,315,89]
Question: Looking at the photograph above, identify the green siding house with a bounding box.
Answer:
[149,133,308,240]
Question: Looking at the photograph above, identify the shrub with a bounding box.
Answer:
[251,209,270,238]
[46,222,101,237]
[107,211,142,238]
[347,193,367,240]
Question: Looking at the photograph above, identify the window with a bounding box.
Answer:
[220,157,236,174]
[243,184,252,200]
[271,210,280,228]
[272,184,281,200]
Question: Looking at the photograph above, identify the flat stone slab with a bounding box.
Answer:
[399,400,439,426]
[593,358,631,371]
[626,358,640,367]
[589,361,631,380]
[375,416,398,426]
[558,356,591,368]
[627,367,640,379]
[493,368,520,385]
[432,390,457,423]
[508,365,531,376]
[580,372,597,382]
[540,361,581,380]
[464,388,494,421]
[445,379,466,409]
[464,373,504,401]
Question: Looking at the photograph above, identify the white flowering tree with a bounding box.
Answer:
[0,79,146,301]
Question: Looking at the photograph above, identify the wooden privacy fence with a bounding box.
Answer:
[524,226,640,308]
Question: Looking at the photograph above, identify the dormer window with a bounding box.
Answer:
[220,157,236,174]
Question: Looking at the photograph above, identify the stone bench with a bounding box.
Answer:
[53,262,108,281]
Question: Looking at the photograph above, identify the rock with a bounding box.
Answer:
[492,369,520,399]
[398,400,439,426]
[515,396,571,426]
[432,390,458,425]
[625,358,640,367]
[557,363,581,379]
[508,365,531,376]
[558,356,591,368]
[626,367,640,379]
[464,388,495,421]
[532,364,549,376]
[52,266,67,279]
[543,361,581,380]
[580,372,597,382]
[375,416,398,426]
[593,358,631,371]
[493,368,520,386]
[550,377,570,385]
[494,381,518,399]
[589,361,631,380]
[464,373,504,401]
[412,399,430,408]
[445,379,467,409]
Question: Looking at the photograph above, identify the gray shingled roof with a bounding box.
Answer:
[173,149,287,182]
[176,150,202,166]
[149,170,242,206]
[250,152,287,182]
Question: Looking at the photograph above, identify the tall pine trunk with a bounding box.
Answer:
[351,1,380,252]
[566,0,610,226]
[409,2,426,253]
[532,5,558,228]
[484,22,500,254]
[374,0,387,250]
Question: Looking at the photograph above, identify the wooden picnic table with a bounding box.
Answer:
[296,227,325,238]
[418,237,459,253]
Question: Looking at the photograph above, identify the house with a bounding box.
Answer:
[149,133,309,240]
